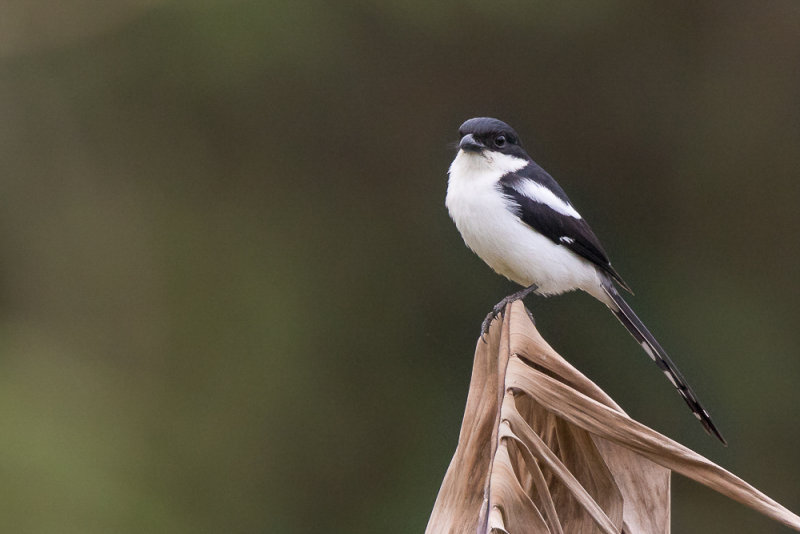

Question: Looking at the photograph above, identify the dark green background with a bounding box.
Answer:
[1,1,799,532]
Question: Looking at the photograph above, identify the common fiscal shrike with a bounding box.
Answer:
[446,117,725,444]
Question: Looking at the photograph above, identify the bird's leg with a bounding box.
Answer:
[481,284,539,340]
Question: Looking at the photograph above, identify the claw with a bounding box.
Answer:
[479,284,539,342]
[480,298,511,342]
[525,307,536,325]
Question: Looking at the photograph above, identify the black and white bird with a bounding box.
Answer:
[446,117,725,444]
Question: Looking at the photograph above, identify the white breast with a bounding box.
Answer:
[445,150,604,300]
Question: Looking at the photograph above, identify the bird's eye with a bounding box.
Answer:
[494,135,507,147]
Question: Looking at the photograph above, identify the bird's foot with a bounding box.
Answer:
[480,284,538,342]
[480,299,511,341]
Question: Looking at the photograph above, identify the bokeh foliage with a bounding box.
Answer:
[1,1,799,532]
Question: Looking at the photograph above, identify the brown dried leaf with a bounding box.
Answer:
[426,301,800,534]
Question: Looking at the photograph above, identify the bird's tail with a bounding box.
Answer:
[601,279,727,445]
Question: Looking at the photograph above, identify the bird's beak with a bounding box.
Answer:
[458,133,485,153]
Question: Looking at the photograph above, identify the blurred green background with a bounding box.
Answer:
[1,0,799,532]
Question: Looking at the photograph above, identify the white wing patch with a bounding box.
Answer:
[512,180,582,219]
[559,236,575,244]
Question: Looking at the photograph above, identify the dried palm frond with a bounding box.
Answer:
[427,301,800,534]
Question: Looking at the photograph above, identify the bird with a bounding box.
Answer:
[445,117,726,444]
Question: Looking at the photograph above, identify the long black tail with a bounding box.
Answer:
[601,279,727,445]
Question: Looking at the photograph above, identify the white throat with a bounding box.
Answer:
[448,149,529,179]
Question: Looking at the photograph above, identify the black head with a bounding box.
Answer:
[457,117,528,159]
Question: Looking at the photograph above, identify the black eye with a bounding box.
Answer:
[494,135,507,147]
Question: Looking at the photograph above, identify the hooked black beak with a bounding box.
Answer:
[458,133,484,153]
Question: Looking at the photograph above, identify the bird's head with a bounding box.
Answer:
[456,117,528,161]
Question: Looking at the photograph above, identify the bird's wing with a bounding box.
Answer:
[498,169,632,292]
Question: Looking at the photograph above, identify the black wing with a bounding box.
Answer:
[499,168,632,292]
